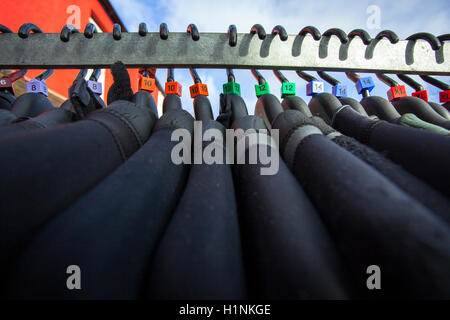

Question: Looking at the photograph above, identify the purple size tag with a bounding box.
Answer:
[87,80,102,95]
[26,79,48,96]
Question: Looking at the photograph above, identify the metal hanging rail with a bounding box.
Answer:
[0,24,449,75]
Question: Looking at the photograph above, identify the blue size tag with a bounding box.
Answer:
[332,84,347,97]
[355,77,375,94]
[306,81,324,96]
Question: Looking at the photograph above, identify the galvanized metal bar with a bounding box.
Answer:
[0,32,448,75]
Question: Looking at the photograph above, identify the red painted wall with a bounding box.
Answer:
[0,0,159,104]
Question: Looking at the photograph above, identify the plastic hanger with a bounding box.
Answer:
[189,67,213,121]
[420,75,450,112]
[251,69,284,128]
[135,68,159,117]
[397,74,450,120]
[346,72,400,123]
[9,69,55,120]
[273,69,311,116]
[162,68,182,114]
[0,69,27,110]
[290,70,342,124]
[69,68,106,120]
[217,69,248,128]
[376,73,450,129]
[317,71,368,116]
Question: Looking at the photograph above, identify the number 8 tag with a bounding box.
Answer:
[26,79,48,96]
[87,80,103,95]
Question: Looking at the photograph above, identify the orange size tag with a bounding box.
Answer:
[412,90,428,102]
[387,85,407,102]
[189,83,209,98]
[139,76,156,92]
[165,81,182,96]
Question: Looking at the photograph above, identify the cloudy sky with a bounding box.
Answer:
[110,0,449,116]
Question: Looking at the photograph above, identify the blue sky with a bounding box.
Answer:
[110,0,449,117]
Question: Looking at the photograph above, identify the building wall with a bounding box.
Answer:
[0,0,160,107]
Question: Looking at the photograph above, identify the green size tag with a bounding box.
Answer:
[255,83,270,97]
[223,81,241,95]
[281,82,296,97]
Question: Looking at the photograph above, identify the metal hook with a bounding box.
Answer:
[160,23,169,40]
[0,24,13,33]
[322,28,348,44]
[406,32,441,51]
[142,68,156,78]
[84,23,97,39]
[376,73,398,87]
[18,23,42,38]
[296,70,317,82]
[60,24,80,42]
[75,69,89,80]
[250,24,266,40]
[167,69,175,82]
[251,69,266,85]
[113,23,121,40]
[35,69,54,81]
[419,75,450,91]
[437,34,450,44]
[298,26,321,40]
[189,68,202,83]
[348,29,372,45]
[272,25,288,41]
[226,69,235,83]
[89,69,102,82]
[138,23,147,36]
[317,71,340,86]
[3,69,28,82]
[397,74,424,92]
[375,30,399,43]
[228,25,237,47]
[273,70,289,83]
[345,72,361,83]
[187,24,199,41]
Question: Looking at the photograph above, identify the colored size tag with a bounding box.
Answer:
[332,84,347,97]
[440,90,450,103]
[223,81,241,95]
[255,82,270,97]
[306,81,324,96]
[387,85,407,102]
[26,79,48,96]
[355,77,375,94]
[189,83,209,98]
[412,90,428,102]
[139,76,156,92]
[87,80,102,95]
[281,82,296,98]
[165,81,182,96]
[0,78,14,95]
[0,78,12,88]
